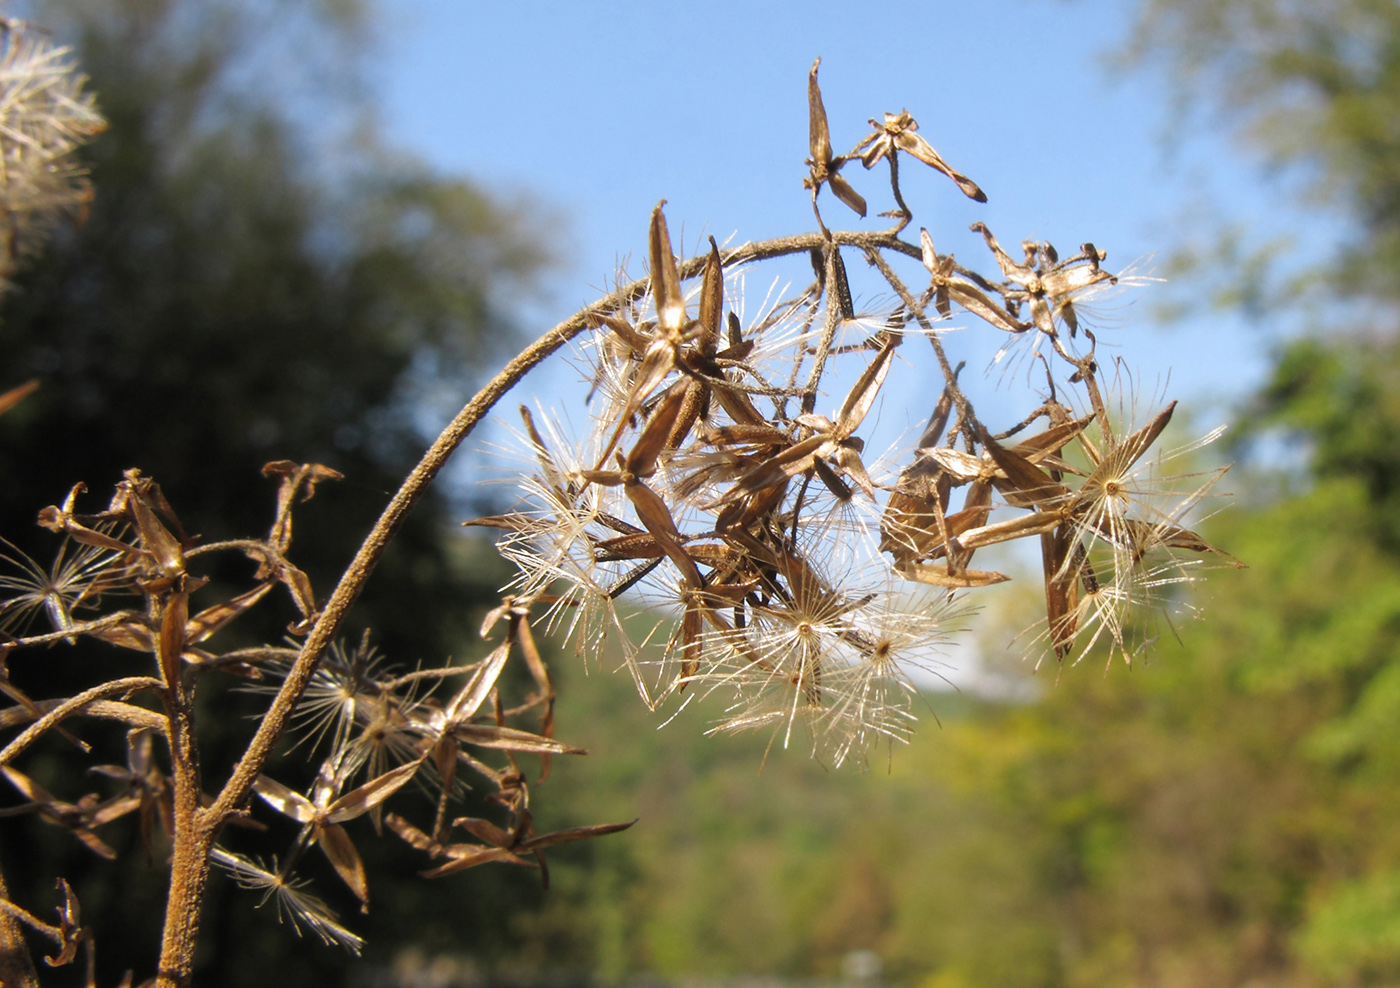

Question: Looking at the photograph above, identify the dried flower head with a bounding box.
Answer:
[476,63,1240,765]
[0,19,105,279]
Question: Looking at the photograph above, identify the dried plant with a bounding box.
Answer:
[479,61,1242,759]
[0,17,103,286]
[0,51,1238,988]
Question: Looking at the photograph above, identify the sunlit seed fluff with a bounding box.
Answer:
[0,532,125,635]
[209,848,364,954]
[0,24,106,275]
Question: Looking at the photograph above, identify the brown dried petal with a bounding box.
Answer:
[827,172,867,218]
[592,532,665,562]
[923,447,985,484]
[833,443,875,498]
[979,428,1071,510]
[325,758,424,825]
[385,813,437,852]
[835,341,895,439]
[648,202,686,333]
[516,819,637,852]
[947,281,1026,334]
[251,775,316,824]
[46,878,83,968]
[420,845,531,878]
[451,724,585,755]
[70,827,118,860]
[697,237,724,355]
[128,487,185,581]
[588,312,651,355]
[1042,526,1081,660]
[1010,415,1094,461]
[807,58,833,169]
[184,582,274,644]
[318,821,369,904]
[726,433,831,497]
[1112,401,1177,473]
[262,461,344,552]
[453,816,514,848]
[0,379,39,416]
[87,793,141,828]
[971,222,1033,283]
[892,126,985,202]
[2,765,51,805]
[625,480,703,589]
[1123,520,1247,568]
[89,618,155,652]
[626,384,690,479]
[898,563,1009,588]
[443,641,511,724]
[955,510,1063,551]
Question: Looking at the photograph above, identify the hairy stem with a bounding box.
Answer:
[0,677,162,767]
[0,866,38,988]
[156,599,208,988]
[154,817,210,988]
[861,244,979,438]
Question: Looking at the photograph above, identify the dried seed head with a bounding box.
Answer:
[0,21,106,281]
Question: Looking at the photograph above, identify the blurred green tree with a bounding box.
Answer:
[932,2,1400,983]
[1127,0,1400,292]
[0,1,556,983]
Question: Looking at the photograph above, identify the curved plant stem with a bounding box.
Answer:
[0,677,161,767]
[210,226,919,826]
[152,227,918,988]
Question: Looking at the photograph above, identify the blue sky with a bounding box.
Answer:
[369,0,1337,426]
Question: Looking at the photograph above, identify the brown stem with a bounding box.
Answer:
[153,817,209,988]
[800,244,844,414]
[154,661,208,988]
[861,245,980,438]
[0,868,39,988]
[0,677,162,766]
[0,698,164,733]
[885,151,912,234]
[2,611,140,650]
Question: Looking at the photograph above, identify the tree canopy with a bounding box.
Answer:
[0,1,555,983]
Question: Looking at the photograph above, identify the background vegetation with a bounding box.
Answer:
[5,0,1400,985]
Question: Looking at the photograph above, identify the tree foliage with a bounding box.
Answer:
[0,0,544,598]
[0,1,556,983]
[1128,0,1400,291]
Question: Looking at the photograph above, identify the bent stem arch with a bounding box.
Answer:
[152,227,914,987]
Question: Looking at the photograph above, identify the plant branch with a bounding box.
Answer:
[0,678,162,766]
[0,699,164,733]
[0,897,59,945]
[0,874,38,988]
[861,245,979,435]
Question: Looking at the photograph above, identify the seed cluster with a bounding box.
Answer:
[479,60,1240,766]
